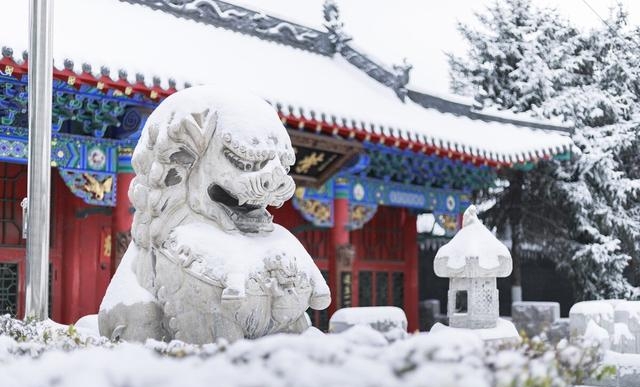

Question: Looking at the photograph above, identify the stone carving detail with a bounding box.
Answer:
[391,59,413,100]
[323,0,351,50]
[322,0,412,101]
[340,46,412,101]
[119,0,335,55]
[98,86,331,344]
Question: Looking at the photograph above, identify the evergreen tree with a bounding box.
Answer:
[449,0,640,299]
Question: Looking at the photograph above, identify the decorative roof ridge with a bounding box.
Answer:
[406,89,574,135]
[118,0,336,56]
[116,0,413,100]
[322,0,412,101]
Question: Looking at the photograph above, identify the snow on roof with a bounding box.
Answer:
[0,0,573,165]
[474,106,572,130]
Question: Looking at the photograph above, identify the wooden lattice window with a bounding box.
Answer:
[0,263,19,315]
[293,226,330,262]
[351,206,405,261]
[358,271,405,309]
[359,271,373,306]
[0,163,27,247]
[391,272,404,308]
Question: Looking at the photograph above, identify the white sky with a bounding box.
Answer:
[247,0,640,95]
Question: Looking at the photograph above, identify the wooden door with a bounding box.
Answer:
[350,206,418,330]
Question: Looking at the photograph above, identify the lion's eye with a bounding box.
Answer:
[224,147,270,172]
[223,148,247,170]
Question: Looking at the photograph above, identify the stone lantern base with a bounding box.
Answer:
[431,318,521,344]
[447,277,499,329]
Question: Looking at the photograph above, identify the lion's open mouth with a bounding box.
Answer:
[207,184,273,231]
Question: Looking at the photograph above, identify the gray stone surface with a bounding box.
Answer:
[511,301,560,339]
[585,361,640,387]
[546,317,570,344]
[98,301,167,342]
[617,365,640,387]
[614,301,640,353]
[570,301,614,340]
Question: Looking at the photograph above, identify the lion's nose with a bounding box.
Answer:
[261,166,287,191]
[272,166,285,178]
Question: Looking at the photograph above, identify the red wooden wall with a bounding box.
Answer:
[272,202,419,331]
[0,162,112,323]
[0,161,419,330]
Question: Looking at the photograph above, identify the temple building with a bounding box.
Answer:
[0,0,572,330]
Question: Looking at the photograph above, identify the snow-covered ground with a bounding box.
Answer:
[0,315,610,387]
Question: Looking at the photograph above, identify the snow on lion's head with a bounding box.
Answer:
[129,86,296,257]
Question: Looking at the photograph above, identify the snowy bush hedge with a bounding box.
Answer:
[0,315,614,387]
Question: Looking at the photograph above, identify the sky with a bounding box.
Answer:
[245,0,640,96]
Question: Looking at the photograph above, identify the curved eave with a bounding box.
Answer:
[0,48,572,168]
[276,109,573,169]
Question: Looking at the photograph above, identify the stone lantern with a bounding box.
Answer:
[434,205,512,329]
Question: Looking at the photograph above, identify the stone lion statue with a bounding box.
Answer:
[98,86,331,344]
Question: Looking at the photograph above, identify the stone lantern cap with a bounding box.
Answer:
[434,205,512,278]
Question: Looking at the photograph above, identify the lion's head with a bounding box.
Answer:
[129,86,296,261]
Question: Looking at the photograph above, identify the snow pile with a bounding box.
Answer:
[99,243,155,312]
[584,320,611,351]
[431,318,519,342]
[0,315,613,387]
[329,307,408,342]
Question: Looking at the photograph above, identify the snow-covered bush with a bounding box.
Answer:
[0,315,614,387]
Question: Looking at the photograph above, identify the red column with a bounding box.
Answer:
[403,209,419,332]
[330,178,351,314]
[112,172,134,271]
[113,172,133,234]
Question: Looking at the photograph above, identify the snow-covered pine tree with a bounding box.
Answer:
[545,8,640,297]
[449,0,640,299]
